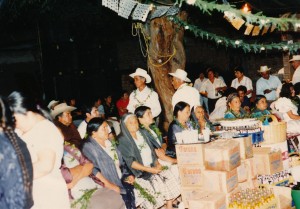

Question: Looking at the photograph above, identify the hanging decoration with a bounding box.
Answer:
[177,0,300,31]
[118,0,137,19]
[170,16,300,53]
[131,3,152,22]
[150,6,170,20]
[103,0,119,13]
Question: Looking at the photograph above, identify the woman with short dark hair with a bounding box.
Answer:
[167,101,195,157]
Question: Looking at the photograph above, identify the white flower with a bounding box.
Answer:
[235,40,240,45]
[217,40,223,43]
[260,47,265,50]
[184,26,189,30]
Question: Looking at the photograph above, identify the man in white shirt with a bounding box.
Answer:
[231,66,253,98]
[200,68,227,113]
[127,68,162,118]
[194,71,209,113]
[169,69,200,109]
[290,55,300,84]
[256,66,282,103]
[77,104,100,138]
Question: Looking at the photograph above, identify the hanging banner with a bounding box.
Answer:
[150,6,170,20]
[118,0,137,19]
[132,3,151,22]
[106,0,119,13]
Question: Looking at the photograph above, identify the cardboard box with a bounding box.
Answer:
[176,143,206,166]
[187,191,226,209]
[238,178,258,190]
[180,186,202,207]
[244,158,257,180]
[178,165,204,187]
[261,141,289,170]
[202,169,238,193]
[205,139,241,171]
[265,185,292,209]
[237,161,248,183]
[253,147,283,175]
[257,170,289,186]
[232,136,253,159]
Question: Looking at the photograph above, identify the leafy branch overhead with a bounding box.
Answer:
[170,16,300,53]
[177,0,300,31]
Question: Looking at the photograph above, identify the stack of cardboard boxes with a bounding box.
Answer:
[176,138,253,208]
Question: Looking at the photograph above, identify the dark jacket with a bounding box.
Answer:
[82,138,131,194]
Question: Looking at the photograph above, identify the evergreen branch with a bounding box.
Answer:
[71,188,97,209]
[170,16,300,53]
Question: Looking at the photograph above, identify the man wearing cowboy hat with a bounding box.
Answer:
[127,68,162,117]
[47,100,59,111]
[290,55,300,84]
[200,68,227,113]
[256,65,281,103]
[52,103,82,145]
[169,68,200,109]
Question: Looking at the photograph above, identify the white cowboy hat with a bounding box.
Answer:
[258,66,271,73]
[168,69,191,82]
[129,68,151,83]
[47,100,59,109]
[289,55,300,62]
[51,103,76,119]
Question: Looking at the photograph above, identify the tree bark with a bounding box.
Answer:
[146,12,187,131]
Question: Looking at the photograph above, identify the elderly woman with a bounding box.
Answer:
[118,114,181,209]
[190,105,214,133]
[82,118,135,209]
[167,101,196,157]
[7,91,70,209]
[0,96,33,209]
[272,83,300,133]
[224,93,248,119]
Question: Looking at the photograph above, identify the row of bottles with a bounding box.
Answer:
[228,188,278,209]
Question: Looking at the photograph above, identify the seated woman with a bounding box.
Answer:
[250,95,271,118]
[62,141,126,209]
[82,118,135,209]
[134,106,178,178]
[167,101,196,157]
[190,105,214,133]
[272,83,300,133]
[224,93,248,119]
[118,114,181,209]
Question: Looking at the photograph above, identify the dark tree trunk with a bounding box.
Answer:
[146,12,187,131]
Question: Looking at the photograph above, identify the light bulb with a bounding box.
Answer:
[186,0,196,5]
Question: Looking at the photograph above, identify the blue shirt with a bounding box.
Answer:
[256,75,281,101]
[0,132,33,209]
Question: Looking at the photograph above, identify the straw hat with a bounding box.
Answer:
[258,66,271,73]
[289,55,300,62]
[129,68,151,83]
[51,103,76,118]
[47,100,59,109]
[168,69,191,82]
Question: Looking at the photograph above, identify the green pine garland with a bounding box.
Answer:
[133,182,157,205]
[71,188,98,209]
[170,16,300,53]
[177,0,300,31]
